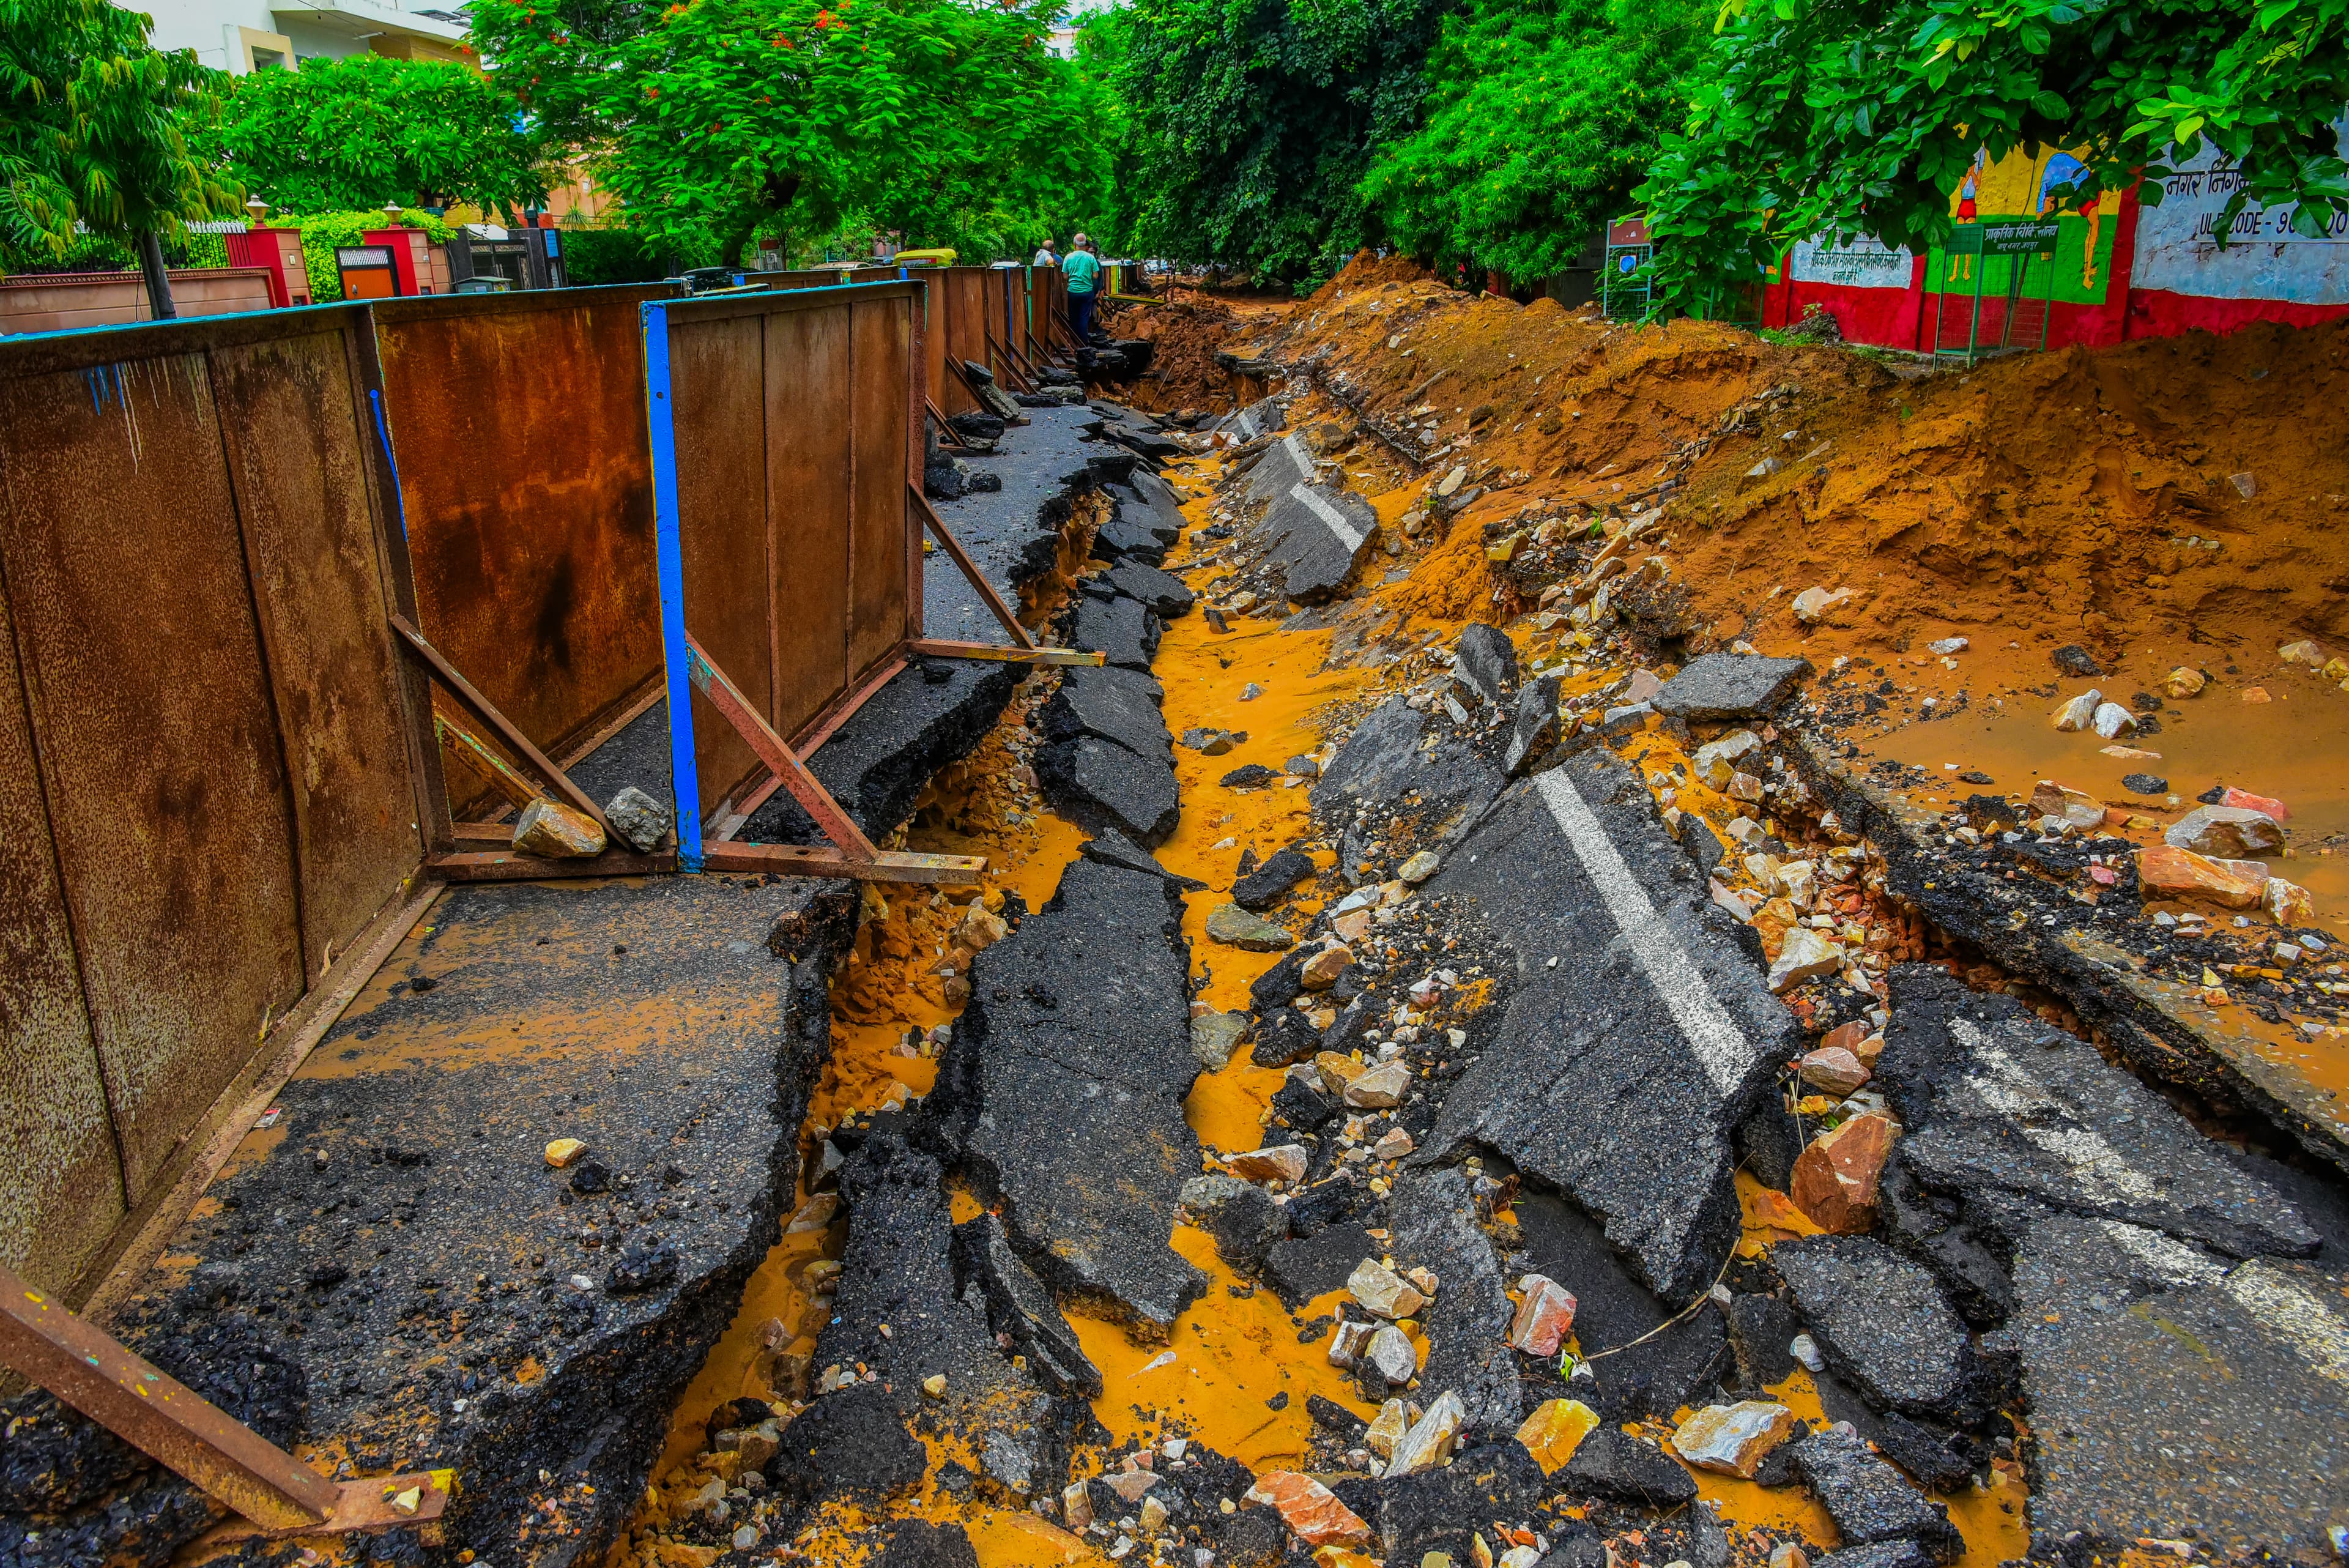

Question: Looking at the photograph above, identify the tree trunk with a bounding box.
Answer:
[137,231,179,320]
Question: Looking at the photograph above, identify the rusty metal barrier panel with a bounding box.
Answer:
[0,307,429,1289]
[373,286,678,785]
[642,281,924,860]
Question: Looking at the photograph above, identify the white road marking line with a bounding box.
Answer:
[1534,770,1754,1092]
[2224,1262,2349,1388]
[1289,483,1364,552]
[1956,1024,2161,1203]
[1282,432,1315,481]
[2098,1222,2349,1387]
[1235,411,1258,440]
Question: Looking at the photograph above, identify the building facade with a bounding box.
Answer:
[134,0,472,74]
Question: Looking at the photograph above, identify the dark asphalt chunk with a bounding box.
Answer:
[1504,675,1562,776]
[1453,623,1518,706]
[875,1520,982,1568]
[1068,592,1162,671]
[943,856,1208,1331]
[1125,467,1192,541]
[1258,481,1378,604]
[1726,1292,1802,1391]
[1650,653,1812,721]
[1512,1191,1730,1421]
[948,1209,1104,1400]
[1093,510,1171,567]
[1041,664,1173,762]
[1557,1426,1698,1507]
[1080,827,1207,892]
[1367,1441,1547,1562]
[1813,1545,1935,1568]
[1245,432,1316,506]
[1775,1236,1970,1418]
[1785,1429,1962,1561]
[100,874,855,1568]
[1263,1222,1375,1309]
[1231,847,1316,910]
[2008,1214,2349,1561]
[1875,966,2318,1261]
[1107,560,1197,618]
[1178,1173,1288,1276]
[1387,1169,1521,1433]
[1035,732,1181,847]
[1219,395,1285,441]
[765,1381,929,1514]
[1422,748,1795,1304]
[811,1133,1080,1510]
[1314,697,1502,852]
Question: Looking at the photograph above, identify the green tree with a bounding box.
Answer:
[1,0,240,316]
[472,0,1113,265]
[1116,0,1453,289]
[1636,0,2349,316]
[1360,0,1712,287]
[206,54,551,217]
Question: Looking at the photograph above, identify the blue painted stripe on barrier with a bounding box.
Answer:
[641,300,705,872]
[368,388,410,543]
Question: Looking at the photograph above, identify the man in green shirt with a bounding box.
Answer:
[1064,233,1102,344]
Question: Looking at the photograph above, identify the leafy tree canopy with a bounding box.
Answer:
[1,0,238,259]
[1116,0,1452,288]
[206,53,552,215]
[1636,0,2349,314]
[1360,0,1713,286]
[472,0,1114,264]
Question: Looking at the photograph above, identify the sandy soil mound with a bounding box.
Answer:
[1268,267,2349,666]
[1102,294,1245,415]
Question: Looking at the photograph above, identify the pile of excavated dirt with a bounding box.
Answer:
[1100,295,1247,416]
[1277,251,2349,665]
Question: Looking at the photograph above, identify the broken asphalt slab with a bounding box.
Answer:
[1067,592,1162,672]
[2006,1214,2349,1562]
[1386,1168,1521,1433]
[923,401,1111,646]
[1036,664,1181,847]
[1773,1236,1975,1420]
[1315,696,1503,860]
[940,854,1208,1332]
[1874,964,2320,1263]
[1650,653,1812,721]
[1419,746,1797,1304]
[98,873,856,1568]
[1259,480,1379,604]
[798,1130,1087,1518]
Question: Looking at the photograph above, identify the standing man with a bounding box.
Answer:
[1033,237,1059,267]
[1064,232,1102,344]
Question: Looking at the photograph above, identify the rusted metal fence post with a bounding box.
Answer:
[0,1265,450,1539]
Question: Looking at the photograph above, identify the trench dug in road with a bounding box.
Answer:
[607,311,2349,1568]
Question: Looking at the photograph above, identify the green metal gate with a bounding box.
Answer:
[1932,220,2059,365]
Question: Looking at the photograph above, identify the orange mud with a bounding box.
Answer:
[1099,295,1247,417]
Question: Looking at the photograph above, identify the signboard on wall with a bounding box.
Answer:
[1788,233,1912,288]
[2133,117,2349,303]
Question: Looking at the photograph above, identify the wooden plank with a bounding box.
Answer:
[700,841,982,885]
[682,635,877,860]
[909,639,1102,666]
[433,712,540,810]
[907,483,1034,648]
[429,849,675,882]
[387,613,613,836]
